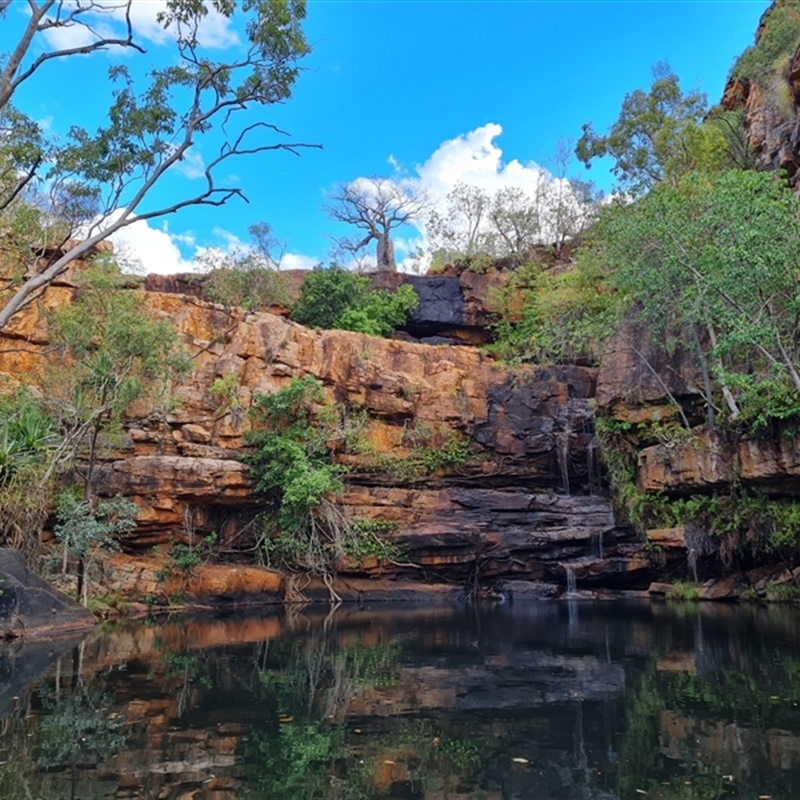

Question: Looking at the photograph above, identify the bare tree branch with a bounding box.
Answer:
[0,0,316,332]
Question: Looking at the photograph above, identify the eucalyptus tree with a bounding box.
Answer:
[0,0,315,331]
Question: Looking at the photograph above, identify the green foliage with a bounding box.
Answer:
[49,260,189,448]
[244,377,399,578]
[620,657,800,798]
[584,169,800,430]
[53,493,138,562]
[247,717,343,799]
[336,282,419,336]
[0,1,312,334]
[47,258,190,505]
[50,257,190,419]
[53,491,138,604]
[345,517,402,564]
[362,420,471,483]
[291,266,369,329]
[0,390,57,561]
[765,581,800,602]
[0,389,57,488]
[291,265,418,336]
[210,372,242,412]
[597,412,800,558]
[730,1,800,80]
[666,580,700,602]
[199,222,292,311]
[157,533,218,582]
[487,256,617,365]
[576,64,708,194]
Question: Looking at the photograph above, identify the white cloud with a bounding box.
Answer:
[282,253,319,271]
[99,214,319,277]
[345,123,593,272]
[171,149,206,180]
[338,123,554,272]
[210,226,246,251]
[105,214,196,275]
[416,123,548,204]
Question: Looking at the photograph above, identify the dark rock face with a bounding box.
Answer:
[144,273,205,297]
[0,550,95,638]
[406,275,465,326]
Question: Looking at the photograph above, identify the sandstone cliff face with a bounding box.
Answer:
[721,2,800,191]
[0,266,652,602]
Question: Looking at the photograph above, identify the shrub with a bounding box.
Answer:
[730,2,800,80]
[244,377,400,586]
[666,581,700,602]
[291,265,417,336]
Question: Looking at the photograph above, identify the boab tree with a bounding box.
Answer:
[0,0,316,332]
[326,177,429,270]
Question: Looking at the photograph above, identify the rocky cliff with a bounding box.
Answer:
[1,260,662,605]
[722,0,800,191]
[7,236,800,604]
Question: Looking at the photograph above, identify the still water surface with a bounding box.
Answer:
[0,600,799,799]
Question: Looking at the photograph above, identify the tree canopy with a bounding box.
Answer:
[0,0,314,331]
[575,65,710,195]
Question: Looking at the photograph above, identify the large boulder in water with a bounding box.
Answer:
[0,550,95,638]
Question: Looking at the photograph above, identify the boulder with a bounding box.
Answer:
[0,550,95,638]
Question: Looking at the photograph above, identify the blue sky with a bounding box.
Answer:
[1,1,771,273]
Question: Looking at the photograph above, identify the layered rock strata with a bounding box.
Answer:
[0,267,650,603]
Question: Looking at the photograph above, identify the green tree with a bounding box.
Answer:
[46,257,189,596]
[0,0,313,332]
[589,169,800,429]
[291,265,418,336]
[575,64,710,195]
[244,377,399,596]
[53,492,138,605]
[198,222,292,311]
[48,257,190,495]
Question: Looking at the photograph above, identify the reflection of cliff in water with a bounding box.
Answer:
[1,603,800,798]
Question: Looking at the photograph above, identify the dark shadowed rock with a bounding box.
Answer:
[0,550,96,638]
[406,275,464,326]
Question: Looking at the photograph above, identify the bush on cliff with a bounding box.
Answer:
[0,390,58,563]
[198,222,293,311]
[493,169,800,432]
[730,0,800,81]
[244,377,399,591]
[291,265,418,336]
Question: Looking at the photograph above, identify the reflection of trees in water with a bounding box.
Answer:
[244,628,483,799]
[0,645,127,800]
[620,635,800,799]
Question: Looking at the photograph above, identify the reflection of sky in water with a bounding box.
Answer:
[1,601,800,799]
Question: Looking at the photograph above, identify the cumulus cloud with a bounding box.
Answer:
[282,253,319,271]
[103,213,196,275]
[415,123,550,209]
[99,213,318,276]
